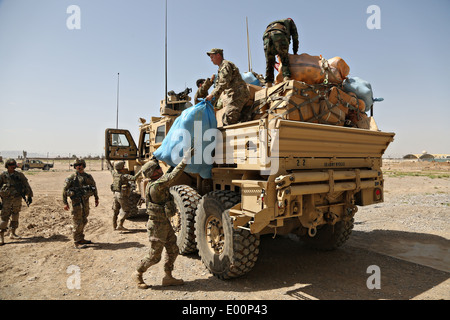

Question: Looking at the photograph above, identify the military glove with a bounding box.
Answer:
[182,147,195,164]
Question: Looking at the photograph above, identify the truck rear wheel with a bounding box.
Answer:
[195,190,260,279]
[300,218,354,251]
[170,185,201,255]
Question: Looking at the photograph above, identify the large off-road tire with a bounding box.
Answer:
[195,190,260,280]
[169,185,201,255]
[300,218,354,251]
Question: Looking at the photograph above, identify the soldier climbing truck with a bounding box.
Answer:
[105,82,395,280]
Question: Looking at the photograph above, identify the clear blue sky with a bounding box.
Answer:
[0,0,449,158]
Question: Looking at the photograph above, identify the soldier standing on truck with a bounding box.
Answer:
[0,159,33,246]
[111,160,139,231]
[194,75,215,105]
[133,149,193,289]
[263,18,299,87]
[205,48,250,125]
[62,158,99,249]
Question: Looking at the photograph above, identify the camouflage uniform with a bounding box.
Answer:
[194,78,214,105]
[134,157,189,288]
[111,161,137,230]
[62,164,99,246]
[137,160,186,273]
[263,18,299,83]
[208,52,250,126]
[0,159,33,244]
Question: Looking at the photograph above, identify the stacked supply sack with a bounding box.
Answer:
[275,53,350,85]
[251,80,366,127]
[153,100,217,178]
[244,53,381,130]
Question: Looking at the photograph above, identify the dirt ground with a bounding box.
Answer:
[0,159,448,301]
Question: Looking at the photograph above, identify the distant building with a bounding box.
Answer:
[403,152,450,161]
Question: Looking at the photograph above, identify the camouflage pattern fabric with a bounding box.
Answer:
[112,192,131,223]
[0,197,22,230]
[263,18,300,83]
[137,217,179,273]
[71,201,90,242]
[194,77,214,105]
[136,160,187,274]
[111,171,136,224]
[210,60,250,125]
[62,172,98,242]
[0,170,33,231]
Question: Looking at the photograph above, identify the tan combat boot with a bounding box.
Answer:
[0,230,5,246]
[116,220,128,231]
[133,271,149,289]
[162,271,184,286]
[74,241,87,249]
[9,228,21,239]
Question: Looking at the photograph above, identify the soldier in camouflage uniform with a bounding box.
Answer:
[194,75,215,105]
[263,18,299,87]
[111,160,139,231]
[133,150,193,289]
[205,48,250,126]
[62,158,99,249]
[0,159,33,246]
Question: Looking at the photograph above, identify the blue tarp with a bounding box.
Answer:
[241,71,260,86]
[153,100,217,179]
[342,76,383,112]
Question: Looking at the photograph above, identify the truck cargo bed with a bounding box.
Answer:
[215,119,395,170]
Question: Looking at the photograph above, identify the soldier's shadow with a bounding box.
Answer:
[88,241,146,250]
[9,234,69,244]
[115,228,147,234]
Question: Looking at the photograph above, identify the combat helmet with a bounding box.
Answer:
[114,160,125,171]
[141,159,160,178]
[73,158,86,168]
[5,158,17,169]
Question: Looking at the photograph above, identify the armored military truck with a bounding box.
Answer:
[105,81,394,279]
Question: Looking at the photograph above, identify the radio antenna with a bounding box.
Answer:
[164,0,168,108]
[116,72,120,128]
[246,17,252,72]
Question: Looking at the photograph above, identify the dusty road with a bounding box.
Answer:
[0,160,449,301]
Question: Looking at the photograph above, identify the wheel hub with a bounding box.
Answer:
[206,216,224,254]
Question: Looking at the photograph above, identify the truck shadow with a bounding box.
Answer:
[169,230,449,300]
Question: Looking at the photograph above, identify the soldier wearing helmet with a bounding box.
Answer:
[0,159,33,245]
[133,148,194,289]
[62,158,99,249]
[110,160,140,231]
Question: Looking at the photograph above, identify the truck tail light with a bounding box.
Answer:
[374,188,382,201]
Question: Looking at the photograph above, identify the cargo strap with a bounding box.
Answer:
[333,87,362,113]
[268,94,321,123]
[266,85,349,125]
